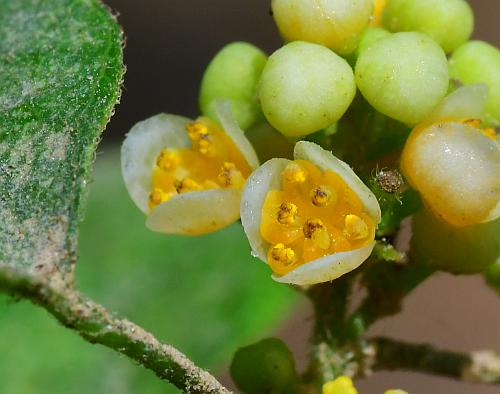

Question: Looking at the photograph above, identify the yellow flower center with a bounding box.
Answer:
[148,119,251,210]
[260,160,375,276]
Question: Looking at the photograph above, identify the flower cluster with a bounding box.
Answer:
[122,0,499,285]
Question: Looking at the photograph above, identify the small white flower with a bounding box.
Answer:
[240,141,381,286]
[401,84,500,227]
[121,101,259,235]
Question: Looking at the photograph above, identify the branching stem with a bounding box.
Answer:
[0,265,231,394]
[371,337,500,385]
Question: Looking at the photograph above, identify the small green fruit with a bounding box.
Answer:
[230,338,297,394]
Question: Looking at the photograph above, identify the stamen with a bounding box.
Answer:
[482,128,497,140]
[277,202,298,225]
[156,148,180,171]
[218,162,245,188]
[174,178,202,194]
[344,214,369,240]
[186,121,216,157]
[462,118,482,129]
[268,243,296,266]
[148,187,173,209]
[303,219,331,250]
[186,121,209,141]
[283,162,307,184]
[310,185,335,207]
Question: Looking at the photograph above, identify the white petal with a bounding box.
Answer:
[240,158,290,260]
[147,189,241,235]
[294,141,382,223]
[273,242,376,286]
[215,100,260,170]
[426,84,488,125]
[121,114,191,214]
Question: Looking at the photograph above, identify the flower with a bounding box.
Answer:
[240,141,381,286]
[322,376,358,394]
[121,101,259,235]
[400,84,500,227]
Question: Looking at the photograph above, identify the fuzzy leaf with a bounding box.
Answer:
[0,0,123,276]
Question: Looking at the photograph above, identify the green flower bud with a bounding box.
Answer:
[412,209,499,275]
[200,42,267,130]
[230,338,298,394]
[449,40,500,126]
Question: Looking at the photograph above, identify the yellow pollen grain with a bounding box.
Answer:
[277,202,298,225]
[482,128,497,140]
[310,185,335,207]
[218,162,245,188]
[156,148,180,171]
[148,187,173,209]
[344,214,369,240]
[462,118,482,129]
[186,121,209,141]
[303,218,331,250]
[283,162,307,183]
[175,178,202,194]
[269,243,296,266]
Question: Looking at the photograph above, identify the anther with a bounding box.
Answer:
[277,202,298,225]
[218,162,245,188]
[156,148,180,171]
[174,178,202,194]
[148,187,172,209]
[303,218,331,250]
[310,185,335,207]
[344,214,369,240]
[283,162,307,184]
[186,121,209,141]
[269,243,296,266]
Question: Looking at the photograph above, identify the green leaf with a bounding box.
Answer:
[0,0,123,275]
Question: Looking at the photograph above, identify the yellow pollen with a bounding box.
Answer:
[186,121,216,157]
[344,214,369,240]
[303,218,331,250]
[156,148,180,171]
[462,118,482,129]
[218,162,245,188]
[277,202,298,225]
[175,178,202,194]
[283,162,307,183]
[186,121,209,141]
[310,185,335,207]
[482,128,497,140]
[148,187,173,209]
[269,243,296,266]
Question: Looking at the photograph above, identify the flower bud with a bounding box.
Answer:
[401,85,500,227]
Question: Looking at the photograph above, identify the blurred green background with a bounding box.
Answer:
[0,149,298,394]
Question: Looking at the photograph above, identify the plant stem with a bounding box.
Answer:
[0,264,231,394]
[371,337,500,384]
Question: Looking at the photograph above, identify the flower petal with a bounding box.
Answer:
[215,100,260,170]
[274,242,376,285]
[147,188,241,235]
[121,114,191,213]
[240,158,290,260]
[294,141,382,224]
[425,84,488,125]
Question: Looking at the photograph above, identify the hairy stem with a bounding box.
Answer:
[372,337,500,385]
[0,265,231,394]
